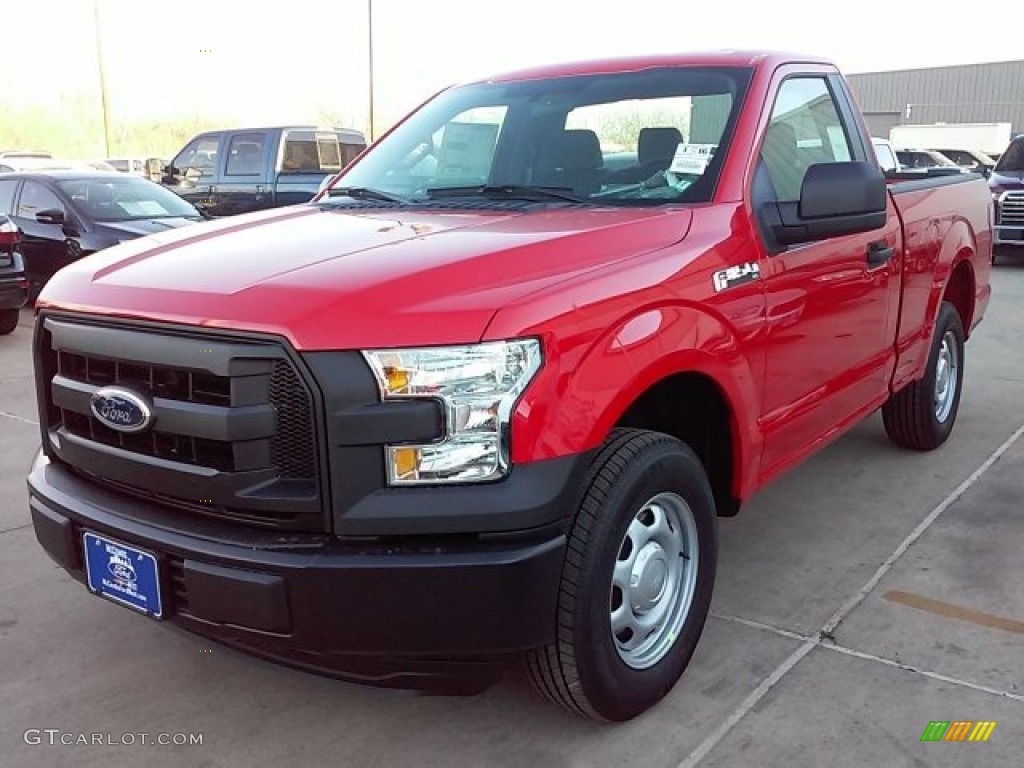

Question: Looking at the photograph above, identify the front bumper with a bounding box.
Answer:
[28,452,572,688]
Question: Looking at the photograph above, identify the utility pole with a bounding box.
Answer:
[94,0,113,156]
[367,0,375,142]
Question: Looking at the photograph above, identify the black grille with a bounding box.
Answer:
[168,558,189,614]
[270,362,316,480]
[37,316,325,532]
[999,191,1024,226]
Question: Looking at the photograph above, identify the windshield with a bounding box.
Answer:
[58,176,200,221]
[994,138,1024,173]
[330,66,753,206]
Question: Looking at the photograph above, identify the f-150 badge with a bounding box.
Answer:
[713,262,760,292]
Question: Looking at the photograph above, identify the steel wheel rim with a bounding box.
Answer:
[609,491,699,669]
[934,330,959,423]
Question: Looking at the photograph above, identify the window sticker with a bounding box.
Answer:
[670,143,717,175]
[119,201,168,216]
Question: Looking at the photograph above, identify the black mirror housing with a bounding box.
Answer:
[770,161,887,246]
[36,208,66,225]
[799,162,887,219]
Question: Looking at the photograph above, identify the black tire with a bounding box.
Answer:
[0,308,19,335]
[882,301,965,451]
[525,428,717,722]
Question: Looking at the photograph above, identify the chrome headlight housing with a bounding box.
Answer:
[362,339,542,485]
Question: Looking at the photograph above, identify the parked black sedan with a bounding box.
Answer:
[0,171,204,298]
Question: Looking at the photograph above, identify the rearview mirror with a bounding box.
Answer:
[768,162,887,246]
[36,208,66,225]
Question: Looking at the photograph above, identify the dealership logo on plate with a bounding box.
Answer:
[106,549,137,587]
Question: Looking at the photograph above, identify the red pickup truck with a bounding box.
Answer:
[28,52,992,722]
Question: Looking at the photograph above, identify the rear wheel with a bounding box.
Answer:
[882,301,965,450]
[0,308,19,335]
[525,429,717,722]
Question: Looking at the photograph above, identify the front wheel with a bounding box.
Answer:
[882,301,965,450]
[525,429,717,722]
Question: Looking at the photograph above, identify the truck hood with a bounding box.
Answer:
[40,204,692,349]
[990,169,1024,190]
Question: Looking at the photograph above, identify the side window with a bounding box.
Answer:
[0,179,18,214]
[281,136,322,172]
[340,142,363,166]
[16,182,64,219]
[317,136,342,170]
[225,133,266,176]
[759,77,855,202]
[173,136,220,176]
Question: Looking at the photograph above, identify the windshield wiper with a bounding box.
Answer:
[326,186,408,203]
[425,184,586,203]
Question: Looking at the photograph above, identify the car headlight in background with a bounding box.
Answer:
[362,340,542,485]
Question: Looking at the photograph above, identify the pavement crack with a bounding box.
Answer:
[0,410,38,426]
[0,523,33,536]
[821,643,1024,704]
[820,420,1024,638]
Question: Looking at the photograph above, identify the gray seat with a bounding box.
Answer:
[534,129,603,194]
[638,127,683,169]
[606,126,683,184]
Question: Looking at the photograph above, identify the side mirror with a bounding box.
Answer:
[36,208,66,225]
[768,162,887,246]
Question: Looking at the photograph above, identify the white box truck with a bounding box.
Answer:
[890,123,1012,157]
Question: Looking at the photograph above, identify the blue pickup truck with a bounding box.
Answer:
[161,126,366,217]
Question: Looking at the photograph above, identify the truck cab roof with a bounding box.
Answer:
[476,50,834,84]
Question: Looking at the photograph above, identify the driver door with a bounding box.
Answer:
[752,73,902,477]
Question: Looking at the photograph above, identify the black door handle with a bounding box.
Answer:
[867,241,893,268]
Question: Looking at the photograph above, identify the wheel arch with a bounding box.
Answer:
[942,252,975,339]
[511,302,761,511]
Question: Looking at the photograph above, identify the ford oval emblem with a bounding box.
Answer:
[89,387,154,434]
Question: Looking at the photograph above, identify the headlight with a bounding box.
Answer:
[362,339,542,485]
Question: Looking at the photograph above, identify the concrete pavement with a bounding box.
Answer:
[1,264,1022,767]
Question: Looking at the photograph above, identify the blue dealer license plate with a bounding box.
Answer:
[83,532,163,618]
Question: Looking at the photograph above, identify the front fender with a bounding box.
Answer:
[510,302,761,498]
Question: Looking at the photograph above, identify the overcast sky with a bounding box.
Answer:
[4,0,1021,134]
